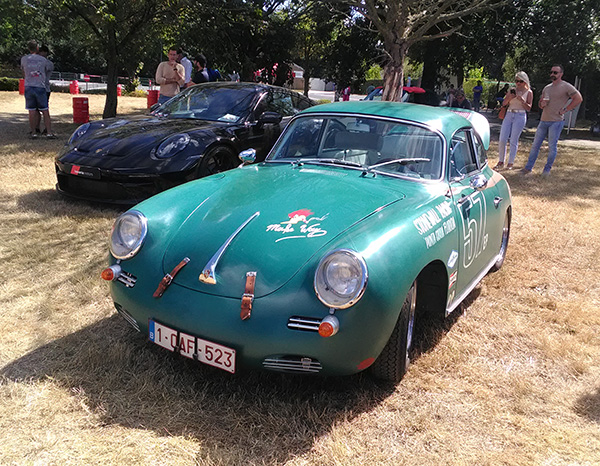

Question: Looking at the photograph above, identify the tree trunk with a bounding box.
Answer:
[382,57,404,102]
[102,33,118,119]
[420,42,438,90]
[303,71,310,97]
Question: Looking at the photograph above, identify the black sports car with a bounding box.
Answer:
[55,82,314,204]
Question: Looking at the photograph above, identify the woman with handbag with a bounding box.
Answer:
[495,71,533,170]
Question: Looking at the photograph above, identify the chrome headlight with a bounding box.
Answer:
[68,122,90,144]
[110,211,148,260]
[154,133,190,158]
[314,249,368,309]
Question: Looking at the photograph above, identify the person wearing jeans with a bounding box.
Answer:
[524,120,565,173]
[495,71,532,170]
[521,64,583,176]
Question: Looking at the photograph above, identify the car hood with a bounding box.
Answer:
[60,116,226,170]
[162,164,406,298]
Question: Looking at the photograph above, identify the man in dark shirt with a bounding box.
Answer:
[189,54,209,87]
[452,90,472,110]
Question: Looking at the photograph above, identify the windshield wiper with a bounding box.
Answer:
[292,158,365,168]
[368,157,430,170]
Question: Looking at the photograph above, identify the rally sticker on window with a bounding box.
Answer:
[266,209,328,242]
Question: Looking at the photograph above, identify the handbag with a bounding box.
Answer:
[498,105,507,120]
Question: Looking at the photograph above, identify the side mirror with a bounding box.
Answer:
[239,148,257,164]
[470,174,488,191]
[258,111,282,125]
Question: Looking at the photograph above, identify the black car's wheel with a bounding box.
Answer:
[489,210,511,273]
[196,146,238,178]
[370,280,417,382]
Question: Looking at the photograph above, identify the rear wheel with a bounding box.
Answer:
[489,210,510,272]
[370,281,417,382]
[196,146,238,178]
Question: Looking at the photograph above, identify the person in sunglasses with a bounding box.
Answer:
[495,71,533,170]
[521,65,583,176]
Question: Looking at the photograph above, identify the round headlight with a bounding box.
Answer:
[68,122,90,144]
[110,211,148,260]
[314,249,368,309]
[154,133,190,158]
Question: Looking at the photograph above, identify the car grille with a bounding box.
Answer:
[263,356,322,373]
[56,172,159,202]
[287,316,321,332]
[114,303,140,331]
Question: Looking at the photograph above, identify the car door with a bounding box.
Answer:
[448,128,497,299]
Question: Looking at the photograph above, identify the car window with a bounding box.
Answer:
[265,90,296,117]
[156,86,256,122]
[268,115,443,180]
[292,93,312,112]
[473,133,487,167]
[450,130,478,178]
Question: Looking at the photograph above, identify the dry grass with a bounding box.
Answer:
[1,91,600,465]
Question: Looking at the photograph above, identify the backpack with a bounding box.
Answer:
[207,68,222,82]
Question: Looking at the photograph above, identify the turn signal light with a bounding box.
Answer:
[318,315,339,338]
[101,265,121,281]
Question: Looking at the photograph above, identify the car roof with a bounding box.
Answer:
[302,100,471,132]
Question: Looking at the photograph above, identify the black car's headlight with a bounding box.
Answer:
[68,122,91,144]
[314,249,368,309]
[110,211,148,260]
[154,133,190,158]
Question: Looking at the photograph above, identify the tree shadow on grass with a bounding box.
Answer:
[575,388,600,424]
[17,189,126,218]
[0,294,470,464]
[0,315,395,463]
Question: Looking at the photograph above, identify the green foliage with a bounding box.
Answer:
[365,65,382,81]
[124,78,140,93]
[124,89,147,98]
[0,77,18,91]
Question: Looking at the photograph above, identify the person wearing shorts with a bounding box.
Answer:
[21,40,55,138]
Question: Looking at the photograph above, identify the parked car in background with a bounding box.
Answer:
[102,101,511,382]
[55,82,314,204]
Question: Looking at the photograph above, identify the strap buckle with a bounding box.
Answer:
[240,272,257,320]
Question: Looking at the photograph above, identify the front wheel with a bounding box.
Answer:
[370,280,417,382]
[489,210,511,273]
[196,146,238,178]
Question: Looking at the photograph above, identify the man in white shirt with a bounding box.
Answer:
[178,49,193,88]
[21,40,55,138]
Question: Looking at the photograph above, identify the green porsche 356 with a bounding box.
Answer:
[102,101,511,382]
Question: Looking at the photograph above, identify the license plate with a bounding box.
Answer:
[66,163,101,179]
[148,320,236,374]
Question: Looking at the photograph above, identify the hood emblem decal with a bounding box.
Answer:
[266,209,329,242]
[199,212,260,285]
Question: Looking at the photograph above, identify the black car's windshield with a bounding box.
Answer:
[155,85,257,123]
[267,115,444,180]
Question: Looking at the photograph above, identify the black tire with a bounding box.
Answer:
[489,210,511,273]
[196,146,238,178]
[370,281,417,382]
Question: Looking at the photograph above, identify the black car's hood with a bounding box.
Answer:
[57,115,232,173]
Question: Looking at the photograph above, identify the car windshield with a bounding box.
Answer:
[154,86,257,123]
[267,115,444,180]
